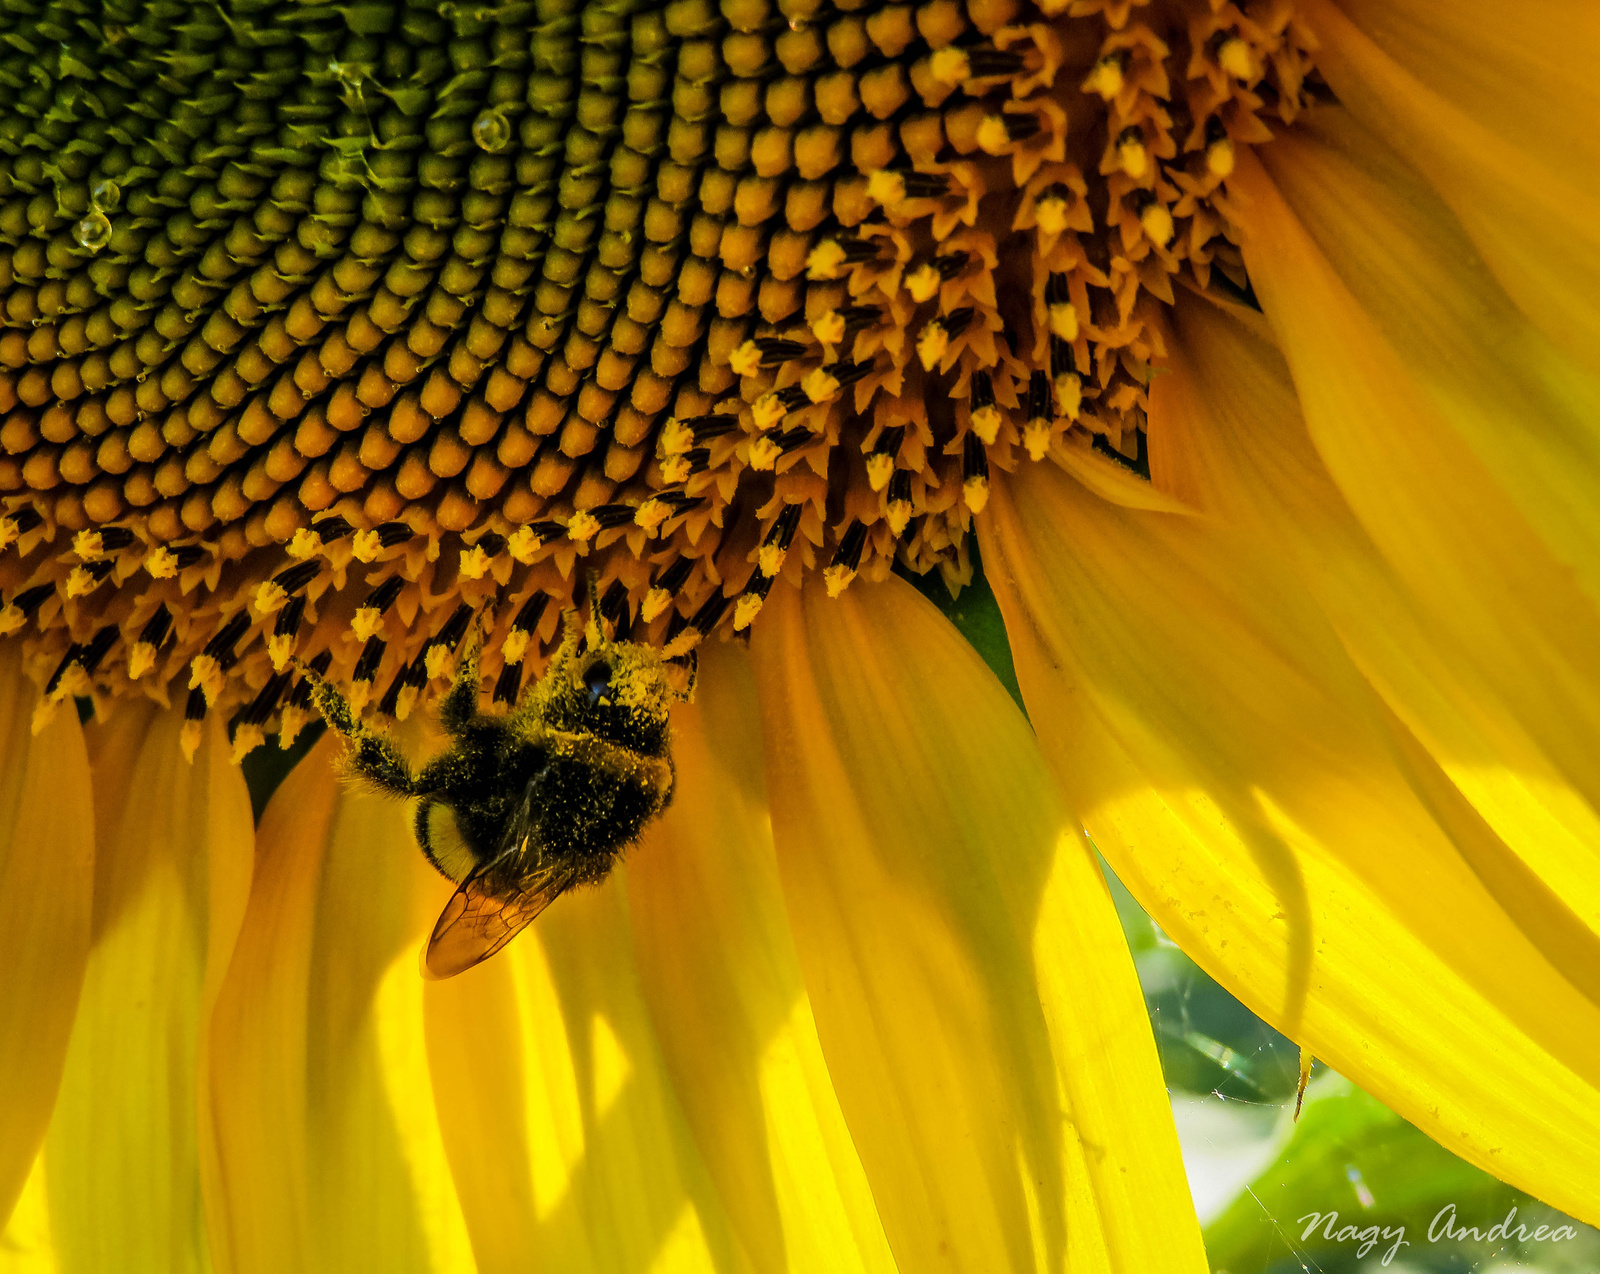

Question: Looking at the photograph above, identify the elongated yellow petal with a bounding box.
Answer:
[207,730,473,1274]
[1332,0,1600,201]
[46,710,253,1273]
[983,459,1600,1224]
[0,1151,57,1274]
[1228,133,1600,968]
[418,954,535,1274]
[625,641,896,1274]
[748,579,1204,1273]
[1154,287,1600,998]
[83,698,159,879]
[0,648,94,1222]
[424,868,748,1274]
[1259,108,1600,636]
[1231,145,1600,837]
[1298,0,1600,370]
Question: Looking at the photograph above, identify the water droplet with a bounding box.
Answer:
[472,110,511,154]
[73,210,112,252]
[91,179,120,211]
[788,16,806,30]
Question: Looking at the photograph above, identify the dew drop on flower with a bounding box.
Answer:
[471,109,511,153]
[73,210,111,252]
[91,178,120,211]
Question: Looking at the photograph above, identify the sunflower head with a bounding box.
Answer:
[0,0,1314,758]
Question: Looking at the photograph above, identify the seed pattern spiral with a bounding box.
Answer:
[0,0,1319,755]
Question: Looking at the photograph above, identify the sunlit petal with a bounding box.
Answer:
[207,730,474,1274]
[46,710,252,1273]
[1258,107,1600,626]
[424,840,748,1273]
[0,1151,57,1274]
[984,459,1600,1225]
[1298,0,1600,369]
[1231,145,1600,837]
[627,641,897,1274]
[0,648,94,1222]
[749,579,1205,1272]
[1153,287,1600,994]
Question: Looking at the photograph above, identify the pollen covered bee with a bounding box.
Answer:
[300,594,689,978]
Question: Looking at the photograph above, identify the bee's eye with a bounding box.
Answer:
[583,661,613,704]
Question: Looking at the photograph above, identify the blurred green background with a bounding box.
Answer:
[1110,865,1597,1273]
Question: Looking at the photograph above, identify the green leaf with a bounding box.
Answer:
[1204,1076,1592,1272]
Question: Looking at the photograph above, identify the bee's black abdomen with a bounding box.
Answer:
[418,728,545,861]
[527,751,671,881]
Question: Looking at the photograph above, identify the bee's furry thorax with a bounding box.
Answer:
[301,604,689,978]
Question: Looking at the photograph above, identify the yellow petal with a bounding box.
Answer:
[1258,107,1600,631]
[424,870,746,1274]
[0,1150,58,1274]
[1298,0,1600,370]
[1327,0,1600,207]
[625,641,896,1274]
[982,459,1600,1224]
[747,579,1204,1272]
[1051,434,1195,514]
[1232,145,1600,838]
[0,647,95,1222]
[83,697,158,864]
[1154,286,1600,995]
[207,729,474,1274]
[46,709,253,1272]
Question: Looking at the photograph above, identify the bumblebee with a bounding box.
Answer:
[300,597,688,978]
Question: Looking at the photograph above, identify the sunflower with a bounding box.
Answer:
[0,603,1200,1270]
[1,0,1597,1263]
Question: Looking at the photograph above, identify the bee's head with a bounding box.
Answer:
[533,639,672,749]
[529,576,677,749]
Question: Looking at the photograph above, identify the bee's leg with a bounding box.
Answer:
[670,649,698,703]
[582,569,606,645]
[507,616,583,729]
[299,661,420,797]
[436,617,487,733]
[547,609,585,678]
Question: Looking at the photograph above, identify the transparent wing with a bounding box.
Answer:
[422,861,568,980]
[422,778,560,980]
